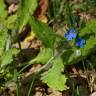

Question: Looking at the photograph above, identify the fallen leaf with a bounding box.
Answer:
[34,0,48,22]
[24,31,36,42]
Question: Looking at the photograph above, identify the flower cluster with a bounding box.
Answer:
[65,28,85,48]
[75,37,85,48]
[65,28,76,41]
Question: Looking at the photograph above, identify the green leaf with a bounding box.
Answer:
[80,19,96,36]
[0,0,7,19]
[0,24,8,56]
[7,14,17,30]
[29,17,56,48]
[31,48,53,64]
[18,0,38,31]
[79,19,96,57]
[41,57,68,91]
[1,48,20,67]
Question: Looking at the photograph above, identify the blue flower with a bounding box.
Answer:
[75,37,86,48]
[65,28,76,41]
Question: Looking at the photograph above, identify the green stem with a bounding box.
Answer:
[28,76,36,96]
[19,59,36,73]
[14,69,21,96]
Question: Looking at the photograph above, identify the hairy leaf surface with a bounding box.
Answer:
[32,48,53,64]
[41,57,68,91]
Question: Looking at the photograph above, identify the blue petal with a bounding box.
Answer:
[69,28,76,33]
[65,33,68,37]
[71,33,76,38]
[76,37,85,48]
[68,36,72,41]
[65,28,76,41]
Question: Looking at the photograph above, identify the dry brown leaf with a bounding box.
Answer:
[8,4,18,13]
[34,0,48,20]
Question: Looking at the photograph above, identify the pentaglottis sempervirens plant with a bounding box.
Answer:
[0,0,96,95]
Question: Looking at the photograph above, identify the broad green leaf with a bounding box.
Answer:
[41,57,68,91]
[1,48,20,67]
[31,48,53,64]
[0,0,7,19]
[18,0,38,31]
[79,19,96,57]
[29,17,56,48]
